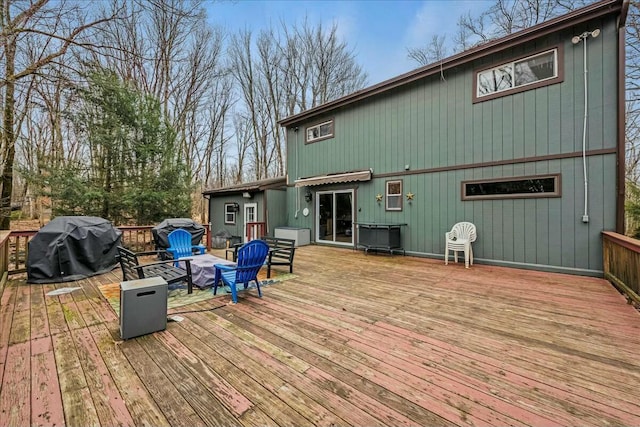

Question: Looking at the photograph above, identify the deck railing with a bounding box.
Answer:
[0,231,10,290]
[4,225,210,275]
[246,221,266,241]
[602,231,640,306]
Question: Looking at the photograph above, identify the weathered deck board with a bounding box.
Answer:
[181,310,380,426]
[0,279,17,388]
[31,336,64,427]
[249,295,572,425]
[221,298,457,427]
[1,245,639,426]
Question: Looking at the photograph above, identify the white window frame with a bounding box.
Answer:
[224,203,236,225]
[476,48,559,99]
[305,119,334,143]
[385,180,403,211]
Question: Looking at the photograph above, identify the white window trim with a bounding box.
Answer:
[305,120,334,143]
[385,180,403,211]
[224,203,236,225]
[476,48,558,98]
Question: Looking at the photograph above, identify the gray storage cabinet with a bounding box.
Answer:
[274,227,310,247]
[120,277,168,340]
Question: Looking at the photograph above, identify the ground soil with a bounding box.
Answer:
[10,219,44,231]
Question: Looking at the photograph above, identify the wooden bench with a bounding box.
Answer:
[116,246,195,294]
[225,237,296,278]
[261,236,296,278]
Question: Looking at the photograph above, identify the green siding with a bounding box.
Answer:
[265,189,288,234]
[284,14,619,275]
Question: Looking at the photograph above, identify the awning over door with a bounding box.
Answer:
[294,170,372,187]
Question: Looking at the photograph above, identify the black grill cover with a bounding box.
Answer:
[27,216,122,284]
[152,218,205,250]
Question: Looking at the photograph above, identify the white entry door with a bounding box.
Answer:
[243,203,257,242]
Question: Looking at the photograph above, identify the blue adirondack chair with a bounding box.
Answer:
[166,229,206,266]
[213,240,269,304]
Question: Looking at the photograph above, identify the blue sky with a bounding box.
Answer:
[205,0,492,86]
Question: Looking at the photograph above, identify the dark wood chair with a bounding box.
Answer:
[116,246,195,294]
[261,236,296,278]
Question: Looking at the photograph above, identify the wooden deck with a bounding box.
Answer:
[1,245,639,427]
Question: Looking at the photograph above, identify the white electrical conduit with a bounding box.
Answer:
[572,29,599,223]
[294,127,300,218]
[581,34,589,223]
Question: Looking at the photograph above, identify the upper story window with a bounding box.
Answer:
[386,180,403,211]
[305,119,334,143]
[224,203,237,224]
[474,47,562,102]
[461,174,561,200]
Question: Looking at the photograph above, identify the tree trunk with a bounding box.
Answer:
[1,37,16,229]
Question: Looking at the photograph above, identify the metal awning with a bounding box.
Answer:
[294,170,372,187]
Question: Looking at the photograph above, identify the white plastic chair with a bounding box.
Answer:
[444,222,477,268]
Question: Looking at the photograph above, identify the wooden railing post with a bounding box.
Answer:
[602,231,640,306]
[0,231,11,292]
[246,222,266,241]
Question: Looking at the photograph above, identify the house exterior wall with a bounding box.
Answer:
[209,193,265,240]
[264,188,288,234]
[284,15,619,276]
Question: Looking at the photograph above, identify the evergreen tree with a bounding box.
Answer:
[42,68,191,224]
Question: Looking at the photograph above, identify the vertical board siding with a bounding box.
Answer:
[285,15,618,274]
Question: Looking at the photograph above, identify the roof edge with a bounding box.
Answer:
[202,176,286,196]
[279,0,622,127]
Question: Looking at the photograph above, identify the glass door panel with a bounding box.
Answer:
[316,190,353,245]
[335,192,353,244]
[318,193,333,241]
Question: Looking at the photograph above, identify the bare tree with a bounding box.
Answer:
[293,20,367,109]
[456,0,590,47]
[94,0,230,215]
[408,0,592,65]
[407,35,447,67]
[624,1,640,234]
[227,19,368,183]
[0,0,117,228]
[627,1,640,180]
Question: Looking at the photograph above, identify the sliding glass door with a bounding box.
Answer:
[316,190,353,245]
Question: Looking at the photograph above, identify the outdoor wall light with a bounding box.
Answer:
[304,190,313,203]
[242,191,252,199]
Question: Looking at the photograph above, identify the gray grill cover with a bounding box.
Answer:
[152,218,205,250]
[27,216,122,284]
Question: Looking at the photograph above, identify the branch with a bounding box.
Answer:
[1,11,119,87]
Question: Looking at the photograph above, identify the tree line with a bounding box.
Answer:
[1,0,639,233]
[0,0,366,226]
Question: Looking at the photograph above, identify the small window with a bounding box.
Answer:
[474,47,562,102]
[462,174,561,200]
[305,119,334,143]
[386,180,403,211]
[224,203,237,224]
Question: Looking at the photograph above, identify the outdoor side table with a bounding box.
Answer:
[178,254,235,288]
[120,276,168,340]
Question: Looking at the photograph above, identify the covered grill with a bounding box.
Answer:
[152,218,206,251]
[27,216,122,283]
